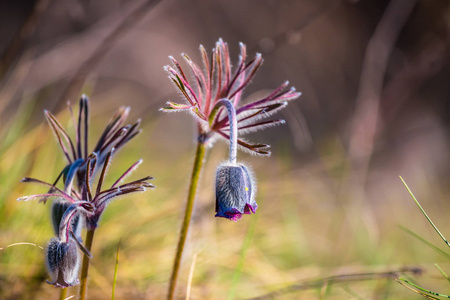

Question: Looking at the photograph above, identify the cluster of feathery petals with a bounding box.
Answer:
[18,148,154,230]
[161,38,300,155]
[44,94,141,196]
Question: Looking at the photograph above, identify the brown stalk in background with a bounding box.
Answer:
[246,267,423,300]
[348,0,418,178]
[0,0,51,80]
[58,0,162,110]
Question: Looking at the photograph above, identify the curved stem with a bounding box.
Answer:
[79,229,95,300]
[167,141,206,300]
[210,99,238,164]
[58,201,93,243]
[58,204,78,244]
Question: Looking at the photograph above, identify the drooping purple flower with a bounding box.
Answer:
[161,39,299,222]
[46,237,80,288]
[215,162,256,221]
[45,200,94,287]
[213,98,258,221]
[161,38,300,155]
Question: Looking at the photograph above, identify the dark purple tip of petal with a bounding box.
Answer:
[215,208,243,221]
[244,203,258,214]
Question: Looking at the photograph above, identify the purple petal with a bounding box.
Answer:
[215,208,243,221]
[93,106,130,153]
[45,111,75,163]
[169,56,188,82]
[111,159,143,188]
[216,130,271,155]
[238,119,286,133]
[244,203,258,214]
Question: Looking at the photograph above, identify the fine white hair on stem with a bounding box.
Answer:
[215,99,238,164]
[217,98,238,163]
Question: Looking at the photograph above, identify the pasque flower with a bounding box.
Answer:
[18,152,153,287]
[164,39,300,298]
[162,39,300,220]
[214,99,257,221]
[46,201,94,287]
[161,38,300,155]
[17,96,153,292]
[19,157,153,287]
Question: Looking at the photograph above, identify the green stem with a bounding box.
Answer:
[167,141,206,300]
[59,288,67,300]
[79,229,95,300]
[111,241,121,300]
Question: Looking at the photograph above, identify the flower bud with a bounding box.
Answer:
[215,162,257,221]
[46,238,80,288]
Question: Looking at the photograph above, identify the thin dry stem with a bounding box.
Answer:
[247,267,422,300]
[185,253,198,300]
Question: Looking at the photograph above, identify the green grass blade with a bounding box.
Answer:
[0,94,36,155]
[399,225,450,259]
[227,213,258,300]
[434,264,450,284]
[395,277,441,299]
[398,277,450,298]
[341,285,365,300]
[111,241,121,300]
[399,176,450,247]
[319,280,330,300]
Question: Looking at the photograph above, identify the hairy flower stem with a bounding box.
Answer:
[214,99,238,164]
[59,288,67,300]
[79,229,95,300]
[167,141,206,300]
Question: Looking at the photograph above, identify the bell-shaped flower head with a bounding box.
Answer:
[215,162,256,221]
[46,237,80,288]
[45,200,94,287]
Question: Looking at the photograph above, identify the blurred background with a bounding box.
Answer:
[1,0,449,299]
